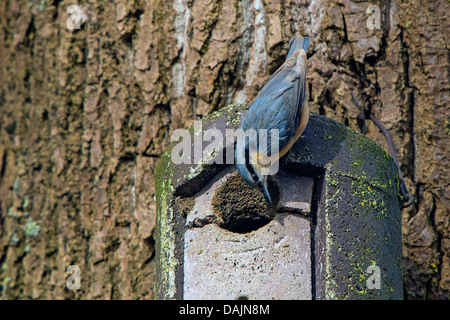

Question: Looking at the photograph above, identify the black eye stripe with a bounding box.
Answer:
[246,162,258,182]
[244,148,258,183]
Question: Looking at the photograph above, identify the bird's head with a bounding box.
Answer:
[235,146,272,204]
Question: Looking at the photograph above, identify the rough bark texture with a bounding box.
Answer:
[0,0,448,299]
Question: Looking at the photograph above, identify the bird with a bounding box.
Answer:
[235,36,310,204]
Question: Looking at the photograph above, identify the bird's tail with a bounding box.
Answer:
[286,36,310,60]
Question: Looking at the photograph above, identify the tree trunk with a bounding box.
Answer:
[0,0,448,299]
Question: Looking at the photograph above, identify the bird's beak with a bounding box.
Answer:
[261,182,272,205]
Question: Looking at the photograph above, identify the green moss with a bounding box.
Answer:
[154,165,178,298]
[224,103,248,126]
[154,144,180,299]
[22,198,29,211]
[351,179,388,216]
[430,263,439,274]
[22,217,40,237]
[12,178,19,191]
[7,207,18,218]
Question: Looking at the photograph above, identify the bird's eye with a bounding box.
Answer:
[245,162,258,182]
[244,147,258,183]
[246,163,263,190]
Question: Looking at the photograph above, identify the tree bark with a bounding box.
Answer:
[0,0,448,299]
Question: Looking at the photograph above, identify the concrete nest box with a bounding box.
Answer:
[155,104,403,300]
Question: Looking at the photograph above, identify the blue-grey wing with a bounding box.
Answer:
[242,51,307,156]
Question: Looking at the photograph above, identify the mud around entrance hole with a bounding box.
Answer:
[212,173,279,233]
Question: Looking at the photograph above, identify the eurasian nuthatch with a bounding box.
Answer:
[235,36,310,204]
